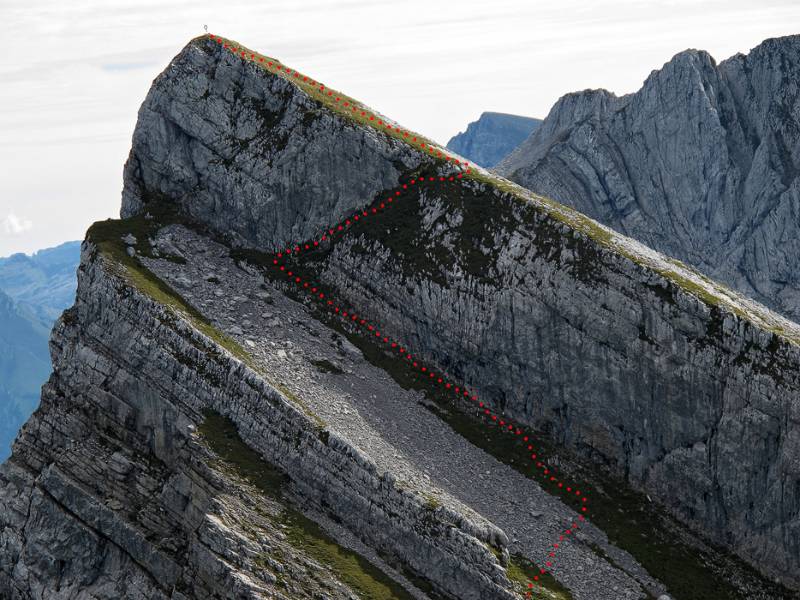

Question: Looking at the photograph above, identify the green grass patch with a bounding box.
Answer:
[86,206,255,367]
[507,554,573,600]
[198,410,418,600]
[272,381,327,429]
[422,493,441,511]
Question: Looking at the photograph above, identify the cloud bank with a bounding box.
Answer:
[1,214,33,236]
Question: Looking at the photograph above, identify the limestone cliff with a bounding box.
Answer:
[2,34,799,600]
[497,34,800,323]
[119,35,800,590]
[0,235,520,600]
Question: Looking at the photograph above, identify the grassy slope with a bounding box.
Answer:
[207,33,800,346]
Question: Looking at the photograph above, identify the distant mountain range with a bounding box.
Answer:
[0,241,80,459]
[497,35,800,322]
[446,112,541,168]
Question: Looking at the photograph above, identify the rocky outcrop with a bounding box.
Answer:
[303,179,800,590]
[0,242,515,599]
[3,33,800,600]
[118,36,800,588]
[446,112,541,168]
[497,34,800,322]
[121,40,423,252]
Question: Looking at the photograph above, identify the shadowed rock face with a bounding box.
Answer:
[446,112,541,168]
[497,35,800,323]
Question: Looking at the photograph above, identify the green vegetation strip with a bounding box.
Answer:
[507,555,572,600]
[199,410,417,600]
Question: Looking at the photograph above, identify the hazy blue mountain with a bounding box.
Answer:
[0,289,50,460]
[446,112,541,168]
[0,241,82,326]
[0,241,80,459]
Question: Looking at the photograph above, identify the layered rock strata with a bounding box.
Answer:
[0,241,518,599]
[498,35,800,323]
[120,36,800,587]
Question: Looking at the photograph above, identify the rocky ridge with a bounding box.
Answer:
[0,237,519,600]
[144,223,664,600]
[497,34,800,323]
[0,33,798,600]
[119,36,800,589]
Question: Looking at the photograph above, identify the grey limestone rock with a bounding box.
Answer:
[497,34,800,323]
[121,38,423,252]
[0,243,517,599]
[3,33,800,600]
[305,180,800,589]
[117,36,800,590]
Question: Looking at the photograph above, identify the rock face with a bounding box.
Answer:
[2,34,800,600]
[119,37,800,588]
[121,42,423,252]
[446,112,541,168]
[497,35,800,322]
[0,242,515,600]
[305,179,800,590]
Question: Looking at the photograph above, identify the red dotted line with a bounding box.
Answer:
[270,175,589,596]
[207,35,471,168]
[206,32,591,597]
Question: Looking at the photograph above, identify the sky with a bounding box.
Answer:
[1,0,798,257]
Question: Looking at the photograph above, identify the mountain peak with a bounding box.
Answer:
[498,31,800,325]
[446,111,541,167]
[3,33,800,600]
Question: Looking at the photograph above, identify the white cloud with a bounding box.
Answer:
[1,0,800,256]
[1,213,33,235]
